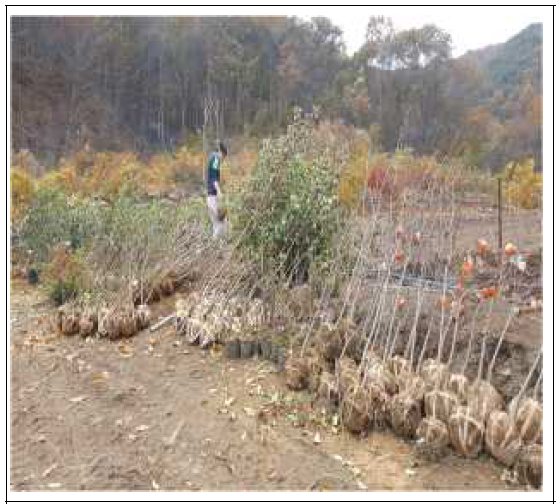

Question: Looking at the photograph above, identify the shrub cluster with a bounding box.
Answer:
[235,110,346,281]
[502,158,542,209]
[19,187,104,263]
[10,170,35,220]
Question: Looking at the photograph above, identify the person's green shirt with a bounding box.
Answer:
[207,152,221,196]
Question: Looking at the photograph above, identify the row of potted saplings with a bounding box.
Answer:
[284,327,543,489]
[174,293,289,364]
[54,274,182,338]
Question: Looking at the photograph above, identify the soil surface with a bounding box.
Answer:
[10,280,530,492]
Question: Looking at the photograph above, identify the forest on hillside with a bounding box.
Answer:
[11,16,542,172]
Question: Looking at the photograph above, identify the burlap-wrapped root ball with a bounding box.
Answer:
[307,353,325,393]
[60,307,81,336]
[158,275,176,297]
[336,358,361,397]
[424,390,460,424]
[78,309,98,337]
[447,373,470,404]
[289,284,313,321]
[416,417,450,461]
[467,380,505,421]
[96,308,123,339]
[316,371,340,412]
[344,333,365,362]
[515,444,542,489]
[420,359,450,392]
[366,381,390,430]
[485,410,522,467]
[509,397,543,445]
[134,304,152,331]
[285,356,311,391]
[387,356,414,392]
[340,386,370,434]
[399,374,427,402]
[390,392,424,440]
[362,354,397,396]
[316,327,344,364]
[386,355,412,378]
[111,309,131,339]
[97,307,111,338]
[448,405,485,458]
[123,309,141,338]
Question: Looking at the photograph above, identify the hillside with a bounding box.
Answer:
[11,17,543,171]
[462,23,542,103]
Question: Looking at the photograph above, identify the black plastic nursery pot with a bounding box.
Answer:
[225,339,241,359]
[250,339,262,357]
[27,267,39,285]
[271,344,287,371]
[240,340,255,359]
[259,340,273,360]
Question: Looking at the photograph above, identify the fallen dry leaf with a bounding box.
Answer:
[243,407,256,417]
[90,371,110,383]
[42,463,57,478]
[69,396,87,403]
[118,343,133,357]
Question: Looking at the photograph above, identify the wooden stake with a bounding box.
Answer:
[498,178,503,264]
[150,314,176,333]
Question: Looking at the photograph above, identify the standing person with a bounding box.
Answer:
[206,141,228,238]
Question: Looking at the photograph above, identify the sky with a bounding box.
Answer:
[307,6,549,57]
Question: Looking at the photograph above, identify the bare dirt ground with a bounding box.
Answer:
[10,279,531,493]
[454,207,542,254]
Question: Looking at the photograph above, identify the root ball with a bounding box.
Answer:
[485,410,522,467]
[420,359,449,392]
[509,397,543,445]
[416,417,450,461]
[448,405,485,458]
[516,444,542,489]
[285,356,311,391]
[390,393,423,440]
[341,386,369,434]
[424,390,459,424]
[467,380,505,421]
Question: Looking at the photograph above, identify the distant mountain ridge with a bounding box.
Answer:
[460,23,542,98]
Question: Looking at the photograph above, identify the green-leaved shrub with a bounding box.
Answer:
[19,187,104,262]
[235,110,345,281]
